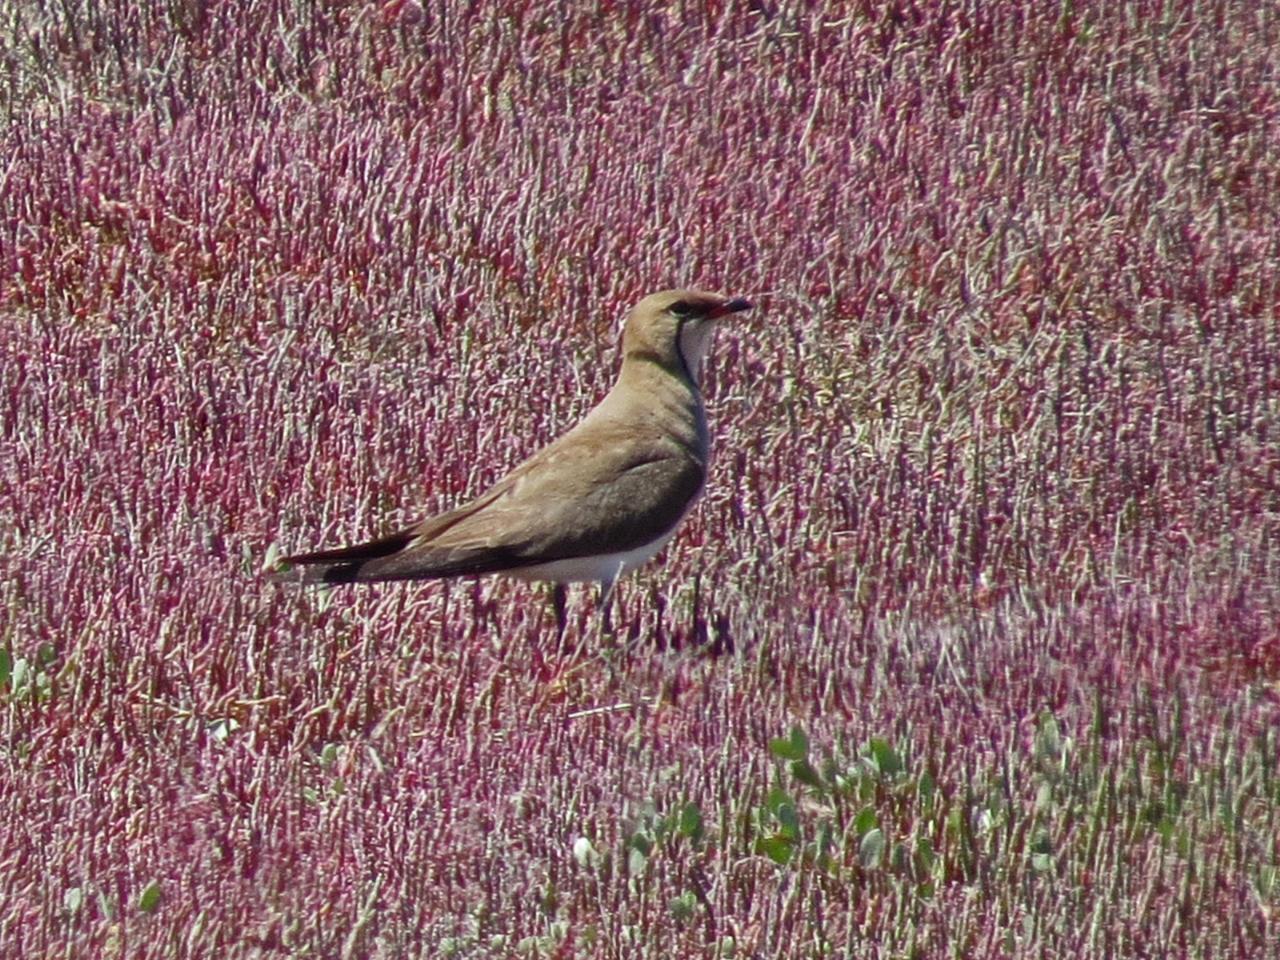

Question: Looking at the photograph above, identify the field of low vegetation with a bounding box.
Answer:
[2,1,1277,956]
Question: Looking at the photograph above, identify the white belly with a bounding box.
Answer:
[503,531,675,586]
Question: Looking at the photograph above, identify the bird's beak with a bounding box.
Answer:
[708,297,753,320]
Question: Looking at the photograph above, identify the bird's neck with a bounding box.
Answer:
[611,360,708,453]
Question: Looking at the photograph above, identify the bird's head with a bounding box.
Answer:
[622,289,753,387]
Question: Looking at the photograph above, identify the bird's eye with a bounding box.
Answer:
[669,301,692,317]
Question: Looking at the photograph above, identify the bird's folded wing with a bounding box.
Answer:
[351,441,705,581]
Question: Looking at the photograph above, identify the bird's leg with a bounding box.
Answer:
[589,574,622,690]
[597,575,617,639]
[552,582,568,643]
[596,568,622,627]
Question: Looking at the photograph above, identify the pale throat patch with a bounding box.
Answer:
[678,320,716,385]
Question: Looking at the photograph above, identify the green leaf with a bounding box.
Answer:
[137,880,162,914]
[853,807,879,837]
[765,787,794,816]
[0,649,11,690]
[756,835,795,865]
[1035,782,1054,810]
[891,841,909,871]
[767,790,799,839]
[669,890,698,921]
[867,738,903,776]
[537,882,560,915]
[788,726,809,757]
[10,658,29,693]
[790,759,823,789]
[916,836,936,872]
[320,742,339,768]
[678,802,703,843]
[627,847,648,876]
[36,642,57,667]
[858,828,885,869]
[94,887,117,922]
[769,726,809,762]
[63,886,84,915]
[767,737,794,759]
[815,820,835,862]
[1256,865,1277,899]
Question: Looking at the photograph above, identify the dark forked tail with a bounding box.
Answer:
[265,531,417,585]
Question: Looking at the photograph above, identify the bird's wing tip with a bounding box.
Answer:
[262,556,317,584]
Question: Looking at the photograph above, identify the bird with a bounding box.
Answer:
[267,289,752,626]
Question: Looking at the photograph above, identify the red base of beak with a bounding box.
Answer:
[710,298,753,319]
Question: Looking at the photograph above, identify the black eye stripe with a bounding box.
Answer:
[671,300,713,319]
